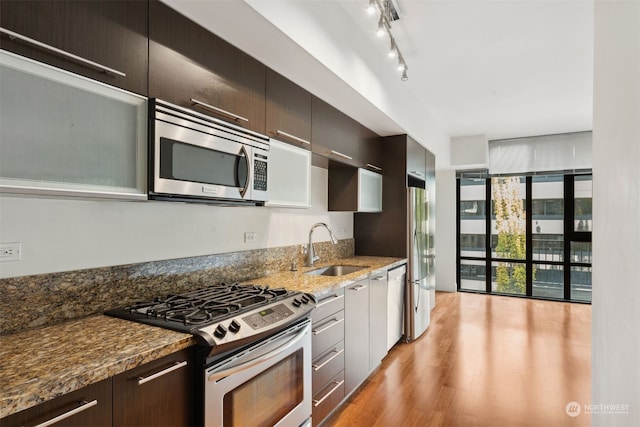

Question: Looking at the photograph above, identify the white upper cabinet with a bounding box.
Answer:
[0,51,147,200]
[266,138,311,208]
[357,168,383,212]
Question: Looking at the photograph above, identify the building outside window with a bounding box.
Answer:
[457,172,592,303]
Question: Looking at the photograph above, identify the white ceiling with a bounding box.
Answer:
[163,0,594,166]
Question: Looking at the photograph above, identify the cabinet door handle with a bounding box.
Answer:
[276,130,310,145]
[0,27,126,77]
[312,348,344,371]
[316,294,344,308]
[373,275,386,281]
[366,163,382,171]
[190,98,249,123]
[312,317,344,335]
[32,400,98,427]
[350,284,368,291]
[312,380,344,407]
[329,150,353,160]
[137,360,188,385]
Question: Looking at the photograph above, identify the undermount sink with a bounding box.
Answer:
[304,265,367,277]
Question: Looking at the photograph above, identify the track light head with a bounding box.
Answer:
[367,0,377,14]
[376,16,386,37]
[401,68,408,81]
[388,43,397,59]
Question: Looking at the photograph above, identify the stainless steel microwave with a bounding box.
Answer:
[148,99,269,205]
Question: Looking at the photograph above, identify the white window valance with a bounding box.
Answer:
[489,131,592,175]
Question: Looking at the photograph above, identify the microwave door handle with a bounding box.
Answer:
[238,145,250,198]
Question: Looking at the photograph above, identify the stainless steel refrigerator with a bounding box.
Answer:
[405,185,435,341]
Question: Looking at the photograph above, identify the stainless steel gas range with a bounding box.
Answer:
[106,282,315,427]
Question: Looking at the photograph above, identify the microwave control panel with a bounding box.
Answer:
[254,158,268,191]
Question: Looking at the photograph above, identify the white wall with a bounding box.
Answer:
[0,167,353,278]
[435,169,457,292]
[592,1,640,425]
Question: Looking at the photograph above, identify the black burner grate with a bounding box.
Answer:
[127,283,291,326]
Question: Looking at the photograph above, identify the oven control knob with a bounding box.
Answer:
[214,324,227,338]
[229,320,241,333]
[301,295,310,304]
[292,298,301,307]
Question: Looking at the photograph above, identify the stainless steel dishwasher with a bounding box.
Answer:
[387,264,407,350]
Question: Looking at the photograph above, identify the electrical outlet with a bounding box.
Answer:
[244,232,257,243]
[0,243,22,262]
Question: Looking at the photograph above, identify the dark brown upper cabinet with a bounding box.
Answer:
[0,0,148,96]
[148,0,266,134]
[311,96,360,167]
[354,134,435,257]
[360,125,383,173]
[407,136,427,181]
[266,69,312,149]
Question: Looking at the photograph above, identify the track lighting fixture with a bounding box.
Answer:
[365,0,408,81]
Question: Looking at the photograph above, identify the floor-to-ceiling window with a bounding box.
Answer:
[457,171,592,303]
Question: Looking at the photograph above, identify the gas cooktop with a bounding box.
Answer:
[105,282,315,348]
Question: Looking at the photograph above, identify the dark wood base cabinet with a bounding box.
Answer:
[113,348,194,427]
[0,379,112,427]
[0,348,194,427]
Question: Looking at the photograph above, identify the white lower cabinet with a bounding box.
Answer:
[369,270,388,370]
[311,289,345,426]
[344,277,370,395]
[311,268,394,426]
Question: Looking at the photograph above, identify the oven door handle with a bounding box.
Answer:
[207,322,309,382]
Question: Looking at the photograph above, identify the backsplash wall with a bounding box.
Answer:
[0,167,352,278]
[0,239,354,335]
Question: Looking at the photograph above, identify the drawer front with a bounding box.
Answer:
[312,310,345,359]
[312,370,345,427]
[312,289,345,323]
[312,340,345,396]
[0,378,112,427]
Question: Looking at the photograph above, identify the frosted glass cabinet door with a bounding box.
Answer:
[266,138,311,208]
[0,51,147,199]
[357,168,383,212]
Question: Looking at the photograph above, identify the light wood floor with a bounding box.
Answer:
[325,291,591,427]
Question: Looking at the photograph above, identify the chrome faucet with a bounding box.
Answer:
[306,222,338,267]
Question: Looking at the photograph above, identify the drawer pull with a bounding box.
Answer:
[191,98,249,123]
[366,163,382,171]
[350,284,368,291]
[312,348,344,371]
[32,400,98,427]
[276,130,310,145]
[312,317,344,335]
[329,150,353,160]
[316,294,344,308]
[373,275,386,281]
[312,380,344,407]
[137,360,187,385]
[0,27,126,77]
